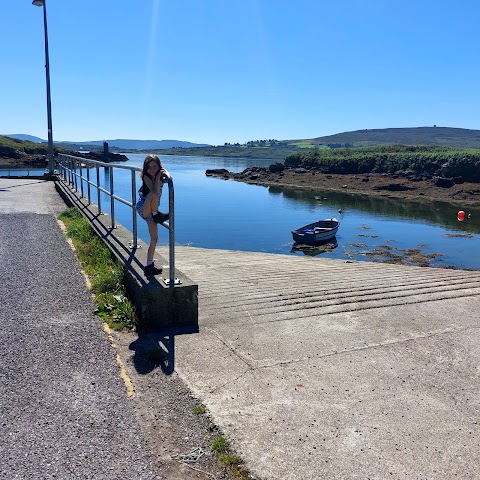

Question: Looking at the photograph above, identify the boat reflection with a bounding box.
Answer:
[291,239,338,257]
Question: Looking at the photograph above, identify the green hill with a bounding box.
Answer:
[0,135,50,158]
[158,127,480,159]
[308,126,480,149]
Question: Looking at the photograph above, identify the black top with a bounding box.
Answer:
[139,174,163,197]
[138,178,151,197]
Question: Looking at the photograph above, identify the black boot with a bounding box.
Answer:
[144,262,162,276]
[153,212,169,224]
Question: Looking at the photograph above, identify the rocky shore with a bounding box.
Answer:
[206,166,480,206]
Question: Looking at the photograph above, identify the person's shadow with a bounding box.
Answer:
[128,324,199,375]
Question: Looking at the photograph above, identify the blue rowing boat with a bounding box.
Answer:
[292,218,339,244]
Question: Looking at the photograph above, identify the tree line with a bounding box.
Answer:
[284,145,480,182]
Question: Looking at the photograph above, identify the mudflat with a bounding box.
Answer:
[208,168,480,206]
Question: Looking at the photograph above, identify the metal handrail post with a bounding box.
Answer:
[131,170,138,249]
[166,175,175,288]
[79,162,84,198]
[66,158,69,184]
[86,163,91,204]
[109,166,115,229]
[74,159,78,191]
[96,165,101,215]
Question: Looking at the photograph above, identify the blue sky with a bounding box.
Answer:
[2,1,480,145]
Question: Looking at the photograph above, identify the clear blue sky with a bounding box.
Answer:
[2,0,480,145]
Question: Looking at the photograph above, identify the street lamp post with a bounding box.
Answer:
[32,0,54,174]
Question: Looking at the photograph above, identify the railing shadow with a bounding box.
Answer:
[128,325,199,375]
[0,179,49,189]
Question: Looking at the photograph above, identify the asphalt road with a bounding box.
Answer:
[0,179,160,479]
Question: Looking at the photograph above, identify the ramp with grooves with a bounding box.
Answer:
[167,247,480,322]
[161,246,480,480]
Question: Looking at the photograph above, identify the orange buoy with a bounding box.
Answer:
[457,210,465,221]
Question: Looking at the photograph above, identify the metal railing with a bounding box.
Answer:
[0,167,50,177]
[57,153,177,287]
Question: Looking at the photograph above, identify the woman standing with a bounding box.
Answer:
[135,154,169,275]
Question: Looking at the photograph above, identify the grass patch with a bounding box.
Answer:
[192,404,206,415]
[212,435,230,454]
[289,140,318,148]
[211,435,252,479]
[219,452,240,466]
[58,207,136,330]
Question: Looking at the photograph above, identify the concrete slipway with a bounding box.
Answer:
[159,246,480,479]
[2,178,480,479]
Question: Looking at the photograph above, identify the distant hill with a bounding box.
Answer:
[6,134,45,143]
[3,135,210,151]
[58,139,211,151]
[143,126,480,161]
[308,127,480,149]
[6,127,480,154]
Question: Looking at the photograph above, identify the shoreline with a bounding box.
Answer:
[3,155,480,207]
[207,168,480,207]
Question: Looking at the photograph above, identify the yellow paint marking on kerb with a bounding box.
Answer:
[56,219,92,290]
[103,323,135,398]
[116,354,135,398]
[58,218,134,397]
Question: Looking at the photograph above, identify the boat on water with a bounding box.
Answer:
[291,218,340,245]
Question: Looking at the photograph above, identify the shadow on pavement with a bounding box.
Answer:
[128,325,199,376]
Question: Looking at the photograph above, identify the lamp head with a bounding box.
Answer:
[32,0,45,6]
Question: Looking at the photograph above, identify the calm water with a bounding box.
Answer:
[100,154,480,270]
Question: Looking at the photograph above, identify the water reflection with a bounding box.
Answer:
[274,186,480,234]
[291,239,338,257]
